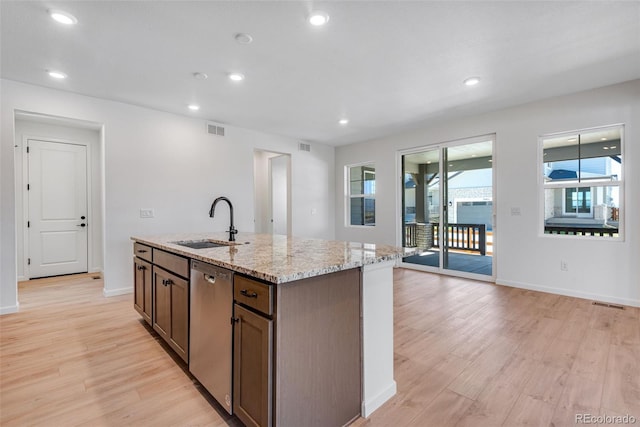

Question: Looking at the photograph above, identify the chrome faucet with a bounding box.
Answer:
[209,196,237,242]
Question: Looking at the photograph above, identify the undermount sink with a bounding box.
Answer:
[173,240,237,249]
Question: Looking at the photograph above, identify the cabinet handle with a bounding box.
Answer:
[162,279,173,286]
[240,289,258,298]
[137,265,146,271]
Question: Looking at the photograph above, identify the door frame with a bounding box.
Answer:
[21,135,94,280]
[253,149,292,236]
[396,134,497,282]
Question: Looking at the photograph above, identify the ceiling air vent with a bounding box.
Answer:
[207,122,225,137]
[298,142,311,152]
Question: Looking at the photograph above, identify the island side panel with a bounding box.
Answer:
[361,260,396,417]
[275,268,361,427]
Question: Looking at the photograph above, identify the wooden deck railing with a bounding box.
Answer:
[433,223,487,256]
[544,226,618,237]
[405,223,418,247]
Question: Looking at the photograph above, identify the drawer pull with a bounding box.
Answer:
[137,249,148,253]
[240,289,258,298]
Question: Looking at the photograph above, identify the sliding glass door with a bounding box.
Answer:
[401,136,494,279]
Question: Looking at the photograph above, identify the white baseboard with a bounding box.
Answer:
[361,381,397,418]
[103,287,133,297]
[1,303,20,315]
[497,279,640,308]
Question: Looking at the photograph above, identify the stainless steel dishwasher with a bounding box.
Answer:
[190,260,234,414]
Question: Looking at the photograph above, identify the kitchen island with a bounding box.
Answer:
[131,232,413,427]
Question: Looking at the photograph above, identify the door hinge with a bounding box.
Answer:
[26,146,30,154]
[27,221,30,228]
[27,184,30,191]
[28,258,31,265]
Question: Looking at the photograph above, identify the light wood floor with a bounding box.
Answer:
[1,270,638,426]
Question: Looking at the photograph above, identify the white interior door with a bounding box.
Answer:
[28,139,88,278]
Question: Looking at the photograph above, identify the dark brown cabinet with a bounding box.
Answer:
[233,304,272,427]
[153,265,189,363]
[133,257,152,324]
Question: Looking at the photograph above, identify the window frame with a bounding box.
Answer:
[346,162,376,227]
[539,124,624,240]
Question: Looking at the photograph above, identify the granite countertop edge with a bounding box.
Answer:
[131,233,414,284]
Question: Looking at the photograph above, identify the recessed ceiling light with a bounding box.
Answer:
[234,33,253,44]
[49,9,77,25]
[610,145,617,149]
[228,73,245,82]
[603,146,609,150]
[601,137,607,141]
[338,119,349,125]
[463,77,480,86]
[47,70,67,79]
[188,104,200,111]
[568,138,577,142]
[308,11,330,26]
[193,72,208,80]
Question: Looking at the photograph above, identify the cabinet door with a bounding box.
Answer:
[233,305,272,427]
[134,257,152,324]
[153,266,171,342]
[152,266,189,363]
[169,273,189,362]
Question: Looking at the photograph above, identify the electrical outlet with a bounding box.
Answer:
[510,207,521,216]
[560,260,568,271]
[140,209,154,218]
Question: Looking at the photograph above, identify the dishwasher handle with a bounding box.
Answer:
[204,274,216,284]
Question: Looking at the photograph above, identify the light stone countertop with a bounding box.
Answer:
[131,232,416,284]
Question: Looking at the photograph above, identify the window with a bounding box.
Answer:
[347,164,375,226]
[541,124,623,238]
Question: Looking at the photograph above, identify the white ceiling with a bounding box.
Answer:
[2,1,639,147]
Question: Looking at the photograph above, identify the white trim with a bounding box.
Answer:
[0,303,20,315]
[496,279,639,308]
[103,287,133,297]
[361,381,397,418]
[399,261,495,283]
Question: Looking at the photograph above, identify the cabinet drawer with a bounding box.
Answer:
[234,276,273,316]
[153,248,189,278]
[133,242,152,262]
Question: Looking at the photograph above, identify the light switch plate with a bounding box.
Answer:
[140,209,154,218]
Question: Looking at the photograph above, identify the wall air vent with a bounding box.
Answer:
[207,122,225,137]
[298,142,311,152]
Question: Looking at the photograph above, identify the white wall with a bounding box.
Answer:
[335,80,640,307]
[1,79,335,312]
[14,119,104,280]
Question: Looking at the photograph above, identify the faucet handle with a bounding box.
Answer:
[228,226,238,242]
